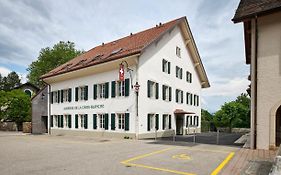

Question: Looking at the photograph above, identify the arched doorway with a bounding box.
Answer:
[24,89,32,98]
[276,106,281,146]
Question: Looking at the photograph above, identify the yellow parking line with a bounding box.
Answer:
[124,162,196,175]
[210,152,235,175]
[121,147,173,164]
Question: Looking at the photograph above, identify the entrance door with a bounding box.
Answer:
[42,116,48,133]
[176,115,184,135]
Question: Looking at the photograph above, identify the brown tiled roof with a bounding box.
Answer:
[41,17,185,79]
[232,0,281,23]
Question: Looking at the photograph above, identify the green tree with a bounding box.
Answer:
[0,72,21,91]
[201,109,214,132]
[213,94,250,132]
[0,90,31,129]
[27,41,83,87]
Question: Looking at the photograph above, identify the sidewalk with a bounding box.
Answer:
[221,148,276,174]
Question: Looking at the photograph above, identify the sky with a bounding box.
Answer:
[0,0,249,112]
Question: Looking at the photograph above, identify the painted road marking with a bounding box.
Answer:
[172,154,192,160]
[121,147,235,175]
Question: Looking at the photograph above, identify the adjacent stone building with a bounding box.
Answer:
[233,0,281,149]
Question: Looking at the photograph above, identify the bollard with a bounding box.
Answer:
[216,129,220,145]
[193,130,196,143]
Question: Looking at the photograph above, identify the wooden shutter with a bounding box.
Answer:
[155,114,159,130]
[162,59,165,72]
[68,88,72,102]
[168,62,170,74]
[147,114,150,131]
[84,114,88,129]
[61,90,64,103]
[61,115,64,128]
[111,114,115,130]
[105,114,109,130]
[169,115,171,129]
[105,82,109,98]
[125,79,130,97]
[169,87,172,101]
[181,91,183,103]
[84,86,88,100]
[176,66,178,77]
[190,73,192,83]
[155,83,159,99]
[125,113,129,131]
[68,115,71,128]
[176,89,178,103]
[147,80,151,98]
[50,115,53,127]
[162,85,165,100]
[75,114,78,128]
[162,115,165,130]
[75,87,78,101]
[180,68,183,79]
[111,81,116,98]
[93,114,97,129]
[58,90,60,103]
[50,92,53,104]
[190,94,193,105]
[93,84,97,99]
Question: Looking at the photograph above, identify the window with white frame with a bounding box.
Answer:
[79,87,85,100]
[176,89,183,103]
[99,114,105,129]
[162,59,170,74]
[163,114,169,130]
[194,116,199,126]
[116,80,125,97]
[147,80,158,99]
[176,66,183,79]
[176,46,181,58]
[54,115,58,127]
[53,91,59,103]
[186,71,192,83]
[117,113,125,130]
[98,83,106,98]
[189,116,193,126]
[62,89,72,102]
[193,94,199,106]
[187,92,193,105]
[149,114,156,131]
[162,85,171,101]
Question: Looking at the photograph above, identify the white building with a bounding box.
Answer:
[41,17,210,139]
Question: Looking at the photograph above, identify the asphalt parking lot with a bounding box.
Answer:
[0,132,239,175]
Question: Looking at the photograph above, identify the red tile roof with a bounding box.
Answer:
[41,17,185,79]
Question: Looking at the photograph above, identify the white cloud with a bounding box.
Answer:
[0,66,11,76]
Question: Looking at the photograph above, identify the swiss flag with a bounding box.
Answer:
[119,64,124,81]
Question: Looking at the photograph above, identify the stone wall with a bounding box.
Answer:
[23,122,31,133]
[0,122,17,131]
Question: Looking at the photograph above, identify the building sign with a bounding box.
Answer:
[64,104,104,110]
[119,64,124,81]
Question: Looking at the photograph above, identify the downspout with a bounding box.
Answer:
[253,15,258,149]
[135,56,139,139]
[42,79,51,135]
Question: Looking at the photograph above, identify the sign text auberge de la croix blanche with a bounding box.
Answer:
[64,104,104,110]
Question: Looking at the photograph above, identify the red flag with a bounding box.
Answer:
[119,64,124,81]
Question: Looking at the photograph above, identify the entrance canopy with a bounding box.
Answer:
[174,109,195,115]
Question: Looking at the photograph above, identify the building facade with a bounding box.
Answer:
[233,0,281,149]
[42,17,210,139]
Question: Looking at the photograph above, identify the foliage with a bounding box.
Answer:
[0,90,31,124]
[213,93,250,132]
[27,41,83,87]
[201,109,213,121]
[0,72,21,91]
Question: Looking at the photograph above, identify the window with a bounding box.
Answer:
[193,94,199,106]
[176,66,183,79]
[79,114,88,129]
[147,80,159,99]
[75,86,88,101]
[147,114,159,131]
[54,115,58,127]
[99,114,105,129]
[93,82,109,99]
[162,114,171,130]
[117,80,125,97]
[176,89,183,103]
[187,116,193,126]
[186,92,193,105]
[162,59,170,74]
[64,115,71,128]
[53,91,59,103]
[194,116,199,126]
[186,71,192,83]
[162,85,171,101]
[176,46,181,58]
[62,89,72,102]
[111,79,130,98]
[117,113,125,130]
[98,83,106,98]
